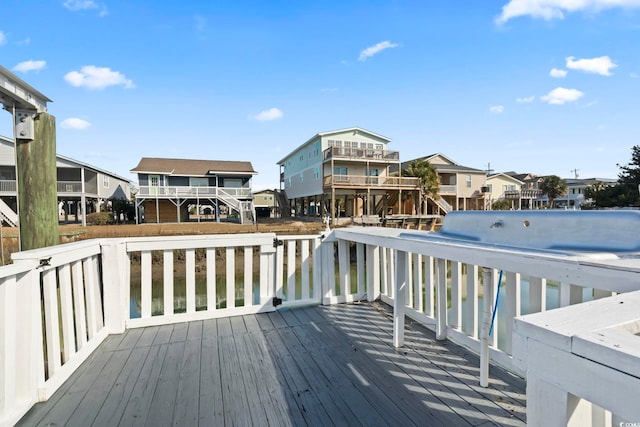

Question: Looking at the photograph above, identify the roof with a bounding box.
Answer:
[130,157,257,176]
[277,127,391,164]
[487,173,523,185]
[392,153,485,174]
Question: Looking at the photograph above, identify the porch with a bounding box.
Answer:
[17,303,525,426]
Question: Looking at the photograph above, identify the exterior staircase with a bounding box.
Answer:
[429,196,452,214]
[0,198,18,226]
[216,189,255,224]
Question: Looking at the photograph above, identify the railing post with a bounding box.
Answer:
[101,240,127,334]
[480,266,494,387]
[365,244,380,302]
[393,250,408,348]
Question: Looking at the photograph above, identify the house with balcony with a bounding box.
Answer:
[0,135,132,226]
[486,173,524,209]
[131,157,257,224]
[277,127,421,224]
[502,172,544,209]
[393,153,488,213]
[252,189,280,218]
[553,177,617,209]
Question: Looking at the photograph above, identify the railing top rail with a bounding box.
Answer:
[332,226,640,293]
[125,232,277,252]
[12,239,105,267]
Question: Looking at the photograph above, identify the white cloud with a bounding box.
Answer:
[541,87,584,104]
[631,72,640,78]
[566,56,617,76]
[550,68,568,78]
[251,107,284,122]
[64,66,135,89]
[516,95,535,103]
[63,0,108,16]
[0,31,6,46]
[489,105,505,114]
[496,0,640,24]
[60,118,92,130]
[16,37,30,46]
[13,60,46,73]
[358,41,399,61]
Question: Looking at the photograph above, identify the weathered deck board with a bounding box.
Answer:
[18,303,526,426]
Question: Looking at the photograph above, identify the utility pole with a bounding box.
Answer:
[486,162,494,175]
[1,65,58,251]
[570,168,580,179]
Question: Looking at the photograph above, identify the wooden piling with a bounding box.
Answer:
[16,112,59,250]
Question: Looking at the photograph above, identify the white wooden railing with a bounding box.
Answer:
[2,211,640,426]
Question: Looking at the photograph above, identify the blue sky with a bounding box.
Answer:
[1,0,639,189]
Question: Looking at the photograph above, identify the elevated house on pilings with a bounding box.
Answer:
[131,157,257,224]
[277,127,421,224]
[0,135,132,226]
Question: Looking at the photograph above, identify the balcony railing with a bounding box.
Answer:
[2,211,640,425]
[136,186,252,198]
[323,147,400,162]
[323,175,420,189]
[57,181,83,193]
[0,180,16,193]
[504,189,543,199]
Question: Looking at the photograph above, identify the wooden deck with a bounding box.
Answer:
[17,303,526,426]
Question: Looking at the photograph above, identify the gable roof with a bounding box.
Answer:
[131,157,257,176]
[487,173,523,185]
[393,153,485,174]
[277,127,390,164]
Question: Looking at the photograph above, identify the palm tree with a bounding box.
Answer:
[540,175,568,208]
[403,159,440,214]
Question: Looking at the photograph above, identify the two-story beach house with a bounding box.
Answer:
[554,177,618,209]
[502,172,544,209]
[252,189,280,218]
[486,173,524,209]
[393,153,488,212]
[0,135,132,226]
[131,157,257,224]
[277,127,421,224]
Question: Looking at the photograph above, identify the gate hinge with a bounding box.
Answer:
[272,296,283,307]
[273,238,283,248]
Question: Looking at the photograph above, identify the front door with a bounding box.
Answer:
[149,175,160,195]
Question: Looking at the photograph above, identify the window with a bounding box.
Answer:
[103,175,109,188]
[466,174,472,188]
[367,168,379,176]
[488,184,493,192]
[314,167,320,180]
[333,166,348,181]
[190,177,209,187]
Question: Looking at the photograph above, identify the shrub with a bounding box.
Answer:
[86,212,115,225]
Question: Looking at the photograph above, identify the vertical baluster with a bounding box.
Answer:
[186,248,196,313]
[380,247,388,296]
[424,256,434,318]
[226,247,235,309]
[592,288,612,300]
[260,244,272,305]
[42,268,61,377]
[450,261,462,330]
[0,276,17,415]
[406,252,413,307]
[84,257,99,336]
[504,271,521,355]
[435,258,447,340]
[206,248,216,310]
[275,239,285,301]
[393,250,408,348]
[163,249,174,316]
[356,243,365,297]
[338,240,349,298]
[480,266,494,387]
[464,264,478,339]
[244,246,253,306]
[89,256,104,330]
[528,276,547,314]
[366,245,380,302]
[311,238,321,302]
[301,239,310,300]
[287,240,296,302]
[58,264,75,362]
[490,269,498,348]
[559,282,571,307]
[413,253,423,312]
[570,284,582,305]
[387,249,395,299]
[71,261,87,347]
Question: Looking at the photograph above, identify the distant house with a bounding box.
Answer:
[503,172,544,209]
[131,157,257,224]
[0,135,132,226]
[486,173,524,209]
[277,127,420,223]
[393,153,488,212]
[253,189,279,218]
[555,177,618,209]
